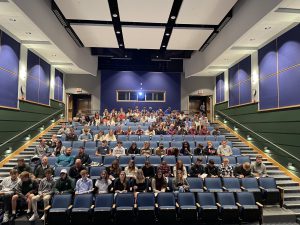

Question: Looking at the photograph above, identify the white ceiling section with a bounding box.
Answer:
[54,0,112,21]
[176,0,237,25]
[118,0,173,23]
[71,24,118,48]
[122,26,165,49]
[168,28,213,50]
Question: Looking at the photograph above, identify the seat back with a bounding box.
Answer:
[222,156,236,165]
[217,192,236,206]
[150,135,161,141]
[184,135,194,142]
[178,192,196,206]
[259,177,277,189]
[173,135,184,141]
[128,135,139,141]
[197,192,216,206]
[103,156,117,166]
[159,141,170,148]
[54,167,70,177]
[194,136,205,142]
[216,135,226,141]
[241,178,259,189]
[162,155,176,166]
[115,193,134,207]
[236,192,256,205]
[73,194,93,208]
[134,156,147,167]
[85,141,96,148]
[162,135,172,141]
[73,141,83,148]
[187,177,204,190]
[207,156,221,165]
[157,193,175,207]
[119,155,132,167]
[205,178,222,190]
[90,166,106,178]
[192,156,207,165]
[140,135,150,142]
[90,156,102,164]
[205,136,216,141]
[170,141,183,148]
[178,156,192,166]
[52,194,72,209]
[95,194,114,208]
[232,147,241,156]
[122,141,133,150]
[236,156,250,164]
[117,135,128,141]
[149,155,161,166]
[62,141,72,148]
[85,148,96,156]
[137,193,155,207]
[48,157,57,166]
[223,178,241,190]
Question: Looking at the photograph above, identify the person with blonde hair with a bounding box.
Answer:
[132,169,149,199]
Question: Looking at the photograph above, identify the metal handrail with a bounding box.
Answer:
[0,109,63,148]
[216,110,300,163]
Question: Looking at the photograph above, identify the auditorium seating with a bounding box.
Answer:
[93,194,114,223]
[177,192,197,222]
[216,192,240,223]
[71,194,93,225]
[136,193,156,223]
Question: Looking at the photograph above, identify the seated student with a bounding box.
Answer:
[177,125,188,135]
[190,157,205,178]
[144,126,155,136]
[155,142,166,156]
[219,158,233,177]
[217,140,232,156]
[95,171,112,194]
[75,170,93,195]
[57,124,70,135]
[151,170,167,193]
[172,170,189,193]
[203,141,217,155]
[29,169,55,221]
[53,169,75,194]
[52,140,66,157]
[75,146,92,165]
[14,158,32,174]
[35,139,49,156]
[104,130,116,142]
[112,141,126,157]
[127,142,139,155]
[132,170,149,197]
[194,143,204,156]
[167,124,177,135]
[234,162,252,178]
[0,169,19,223]
[125,126,134,135]
[173,160,187,178]
[94,130,105,142]
[156,125,166,135]
[140,141,152,157]
[47,135,57,149]
[205,159,219,178]
[188,125,198,135]
[124,160,138,179]
[66,127,78,141]
[114,171,130,193]
[142,161,155,179]
[11,171,38,218]
[114,126,125,136]
[55,147,75,167]
[199,125,210,135]
[180,141,192,156]
[251,155,267,177]
[158,161,171,178]
[106,160,122,181]
[166,147,180,157]
[78,127,93,142]
[34,156,53,180]
[211,127,221,136]
[135,125,144,135]
[96,140,111,156]
[69,159,86,181]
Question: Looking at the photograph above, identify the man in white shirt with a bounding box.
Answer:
[112,141,126,157]
[0,169,19,223]
[147,113,156,123]
[217,140,232,156]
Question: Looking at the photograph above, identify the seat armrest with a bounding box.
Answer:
[196,203,200,208]
[277,186,284,191]
[278,186,284,207]
[259,186,265,190]
[216,203,221,207]
[256,202,263,208]
[241,186,245,191]
[91,205,95,209]
[155,203,158,208]
[176,202,179,208]
[203,187,207,191]
[236,203,242,207]
[68,205,73,210]
[222,187,228,191]
[134,204,137,208]
[44,205,51,211]
[112,204,116,209]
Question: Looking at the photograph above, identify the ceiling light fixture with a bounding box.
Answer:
[162,45,166,48]
[264,26,271,30]
[112,13,118,18]
[116,31,120,34]
[52,54,56,57]
[25,32,31,35]
[156,55,159,58]
[119,43,123,47]
[170,16,176,20]
[9,18,16,22]
[165,33,170,36]
[249,38,255,41]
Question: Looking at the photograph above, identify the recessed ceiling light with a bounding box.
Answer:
[52,54,56,57]
[165,33,170,36]
[112,13,118,18]
[224,58,229,61]
[116,31,120,34]
[162,45,166,48]
[264,26,271,30]
[9,18,16,22]
[25,32,31,35]
[249,38,255,41]
[119,43,123,47]
[171,16,176,20]
[125,55,127,58]
[156,55,159,58]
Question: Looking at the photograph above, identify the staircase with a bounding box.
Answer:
[219,124,300,223]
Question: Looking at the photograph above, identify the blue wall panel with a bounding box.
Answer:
[0,30,20,108]
[258,40,277,78]
[259,76,278,110]
[54,69,63,102]
[101,70,181,111]
[216,73,225,103]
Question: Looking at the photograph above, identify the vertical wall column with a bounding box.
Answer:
[251,51,259,103]
[50,66,55,100]
[18,44,28,101]
[224,69,229,102]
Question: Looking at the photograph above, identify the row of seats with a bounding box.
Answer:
[46,192,262,225]
[49,155,248,169]
[61,140,232,149]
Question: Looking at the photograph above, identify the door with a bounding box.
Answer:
[188,95,212,121]
[71,94,91,117]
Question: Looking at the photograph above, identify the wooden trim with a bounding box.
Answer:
[50,98,64,104]
[0,105,20,111]
[0,119,62,168]
[19,99,50,107]
[228,102,255,109]
[216,120,300,183]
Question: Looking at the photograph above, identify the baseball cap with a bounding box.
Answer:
[60,169,67,174]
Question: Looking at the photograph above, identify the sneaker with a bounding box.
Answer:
[41,214,45,221]
[29,214,39,221]
[3,213,9,223]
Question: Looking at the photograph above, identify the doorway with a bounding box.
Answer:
[188,95,212,120]
[67,94,91,118]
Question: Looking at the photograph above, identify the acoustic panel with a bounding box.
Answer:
[0,30,20,108]
[259,75,278,110]
[216,73,224,103]
[54,69,63,102]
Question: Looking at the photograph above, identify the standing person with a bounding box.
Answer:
[0,169,19,223]
[151,170,167,193]
[95,171,112,194]
[11,172,38,218]
[75,170,93,194]
[251,155,267,177]
[29,169,55,221]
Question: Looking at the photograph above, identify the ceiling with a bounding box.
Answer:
[52,0,238,71]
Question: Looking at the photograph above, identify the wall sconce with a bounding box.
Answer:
[223,119,227,124]
[234,126,238,131]
[263,146,270,153]
[247,135,252,141]
[25,134,31,141]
